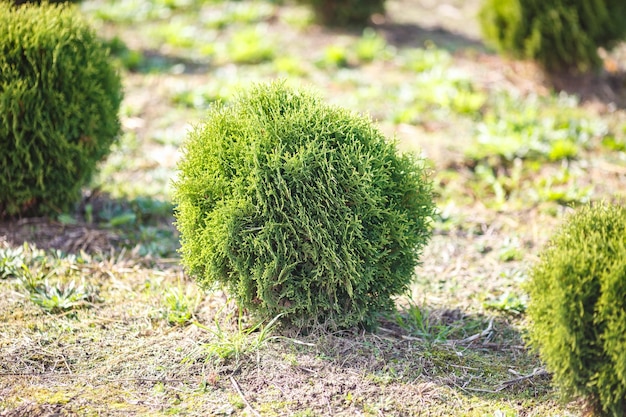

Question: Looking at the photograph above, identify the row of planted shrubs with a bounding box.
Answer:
[2,1,625,416]
[302,0,626,73]
[8,0,626,71]
[173,80,626,415]
[479,0,626,72]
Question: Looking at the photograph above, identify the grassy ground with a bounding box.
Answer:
[2,0,626,415]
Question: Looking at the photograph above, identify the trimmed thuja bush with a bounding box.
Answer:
[12,0,83,5]
[479,0,626,72]
[0,2,122,217]
[174,82,435,330]
[525,202,626,416]
[296,0,385,27]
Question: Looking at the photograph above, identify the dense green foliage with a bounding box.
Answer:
[174,81,435,330]
[479,0,626,72]
[0,2,122,217]
[525,203,626,416]
[12,0,82,5]
[295,0,385,27]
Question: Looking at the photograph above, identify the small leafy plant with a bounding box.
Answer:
[226,28,276,65]
[174,81,435,330]
[525,202,626,416]
[0,2,122,217]
[25,279,100,314]
[0,244,30,279]
[355,28,390,63]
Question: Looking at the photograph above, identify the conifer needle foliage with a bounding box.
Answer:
[0,2,122,217]
[525,202,626,416]
[479,0,626,72]
[174,82,435,330]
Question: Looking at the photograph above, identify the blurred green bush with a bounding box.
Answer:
[479,0,626,72]
[295,0,385,27]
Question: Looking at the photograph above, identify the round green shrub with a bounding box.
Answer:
[295,0,385,27]
[0,2,122,217]
[173,81,435,330]
[525,202,626,416]
[479,0,626,72]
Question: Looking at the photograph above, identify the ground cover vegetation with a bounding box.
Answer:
[1,0,626,415]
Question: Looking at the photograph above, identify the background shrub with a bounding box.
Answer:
[0,2,122,217]
[478,0,626,72]
[174,81,435,330]
[295,0,385,27]
[12,0,82,5]
[525,202,626,416]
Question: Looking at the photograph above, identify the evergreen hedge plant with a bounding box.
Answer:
[174,81,435,330]
[479,0,626,72]
[12,0,82,5]
[295,0,385,27]
[0,2,122,217]
[525,202,626,416]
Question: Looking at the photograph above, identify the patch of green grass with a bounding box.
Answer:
[483,292,527,316]
[602,134,626,152]
[155,18,201,49]
[194,303,282,364]
[355,28,391,64]
[273,56,308,76]
[170,82,238,110]
[154,285,201,326]
[497,237,524,262]
[395,301,455,343]
[11,251,102,314]
[400,45,452,72]
[225,27,276,64]
[468,92,607,164]
[317,44,350,69]
[202,1,276,29]
[532,165,593,205]
[392,51,487,124]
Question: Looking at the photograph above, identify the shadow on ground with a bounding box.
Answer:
[0,192,177,258]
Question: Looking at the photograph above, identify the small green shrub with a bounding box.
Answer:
[0,2,122,218]
[479,0,626,72]
[295,0,385,27]
[174,81,435,330]
[12,0,82,5]
[525,202,626,416]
